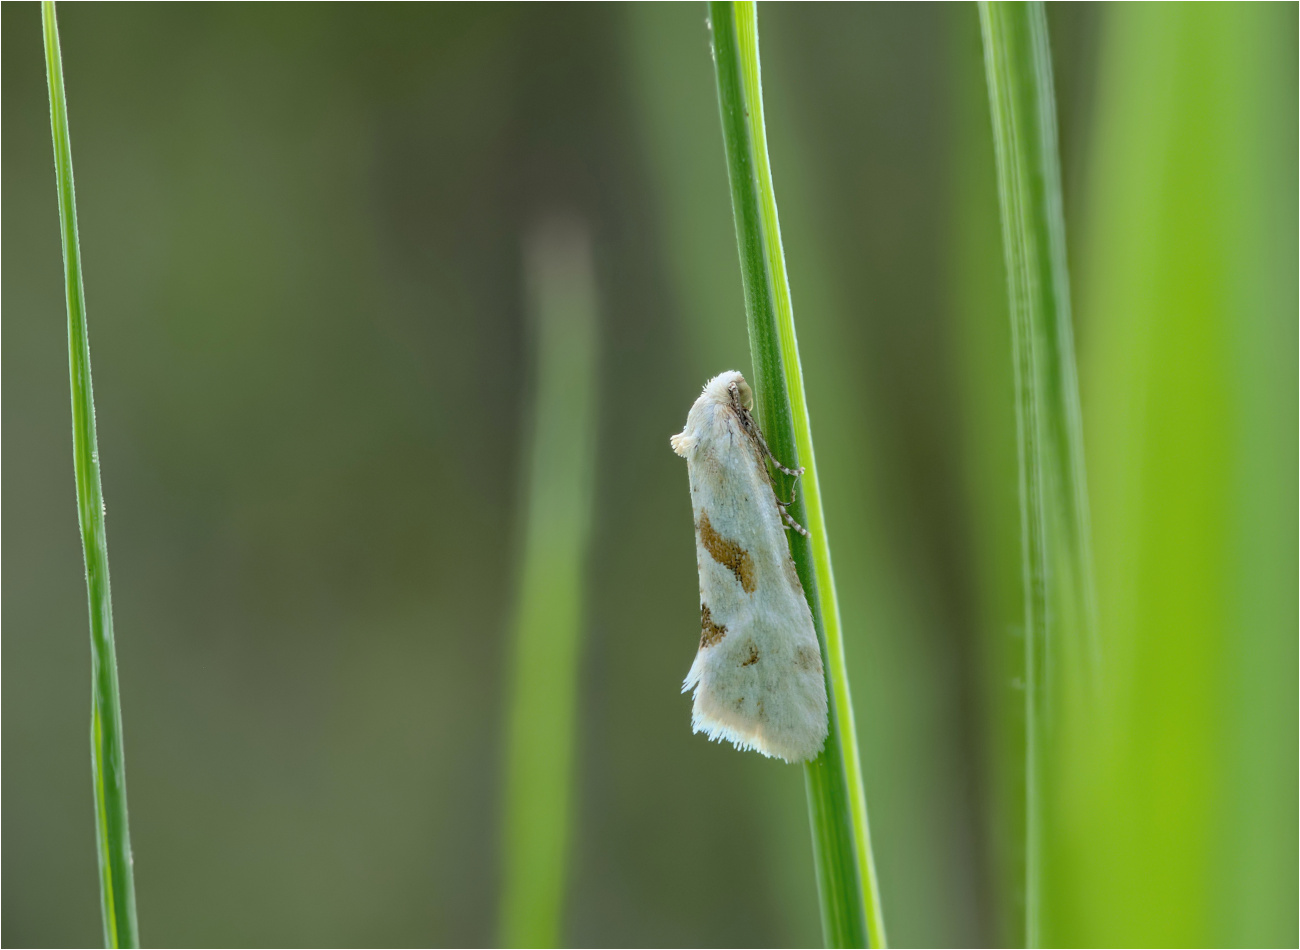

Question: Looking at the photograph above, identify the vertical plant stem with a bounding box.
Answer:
[41,3,140,947]
[978,3,1097,945]
[498,218,600,948]
[708,4,885,946]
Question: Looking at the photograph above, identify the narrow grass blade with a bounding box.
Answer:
[498,218,600,948]
[949,12,1024,945]
[708,4,886,946]
[978,3,1097,945]
[41,3,140,947]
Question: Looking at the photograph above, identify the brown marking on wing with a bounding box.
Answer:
[741,644,760,667]
[795,645,822,674]
[700,603,727,648]
[697,512,756,593]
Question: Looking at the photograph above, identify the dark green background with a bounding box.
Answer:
[4,4,1295,947]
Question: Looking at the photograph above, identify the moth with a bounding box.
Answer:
[670,370,828,763]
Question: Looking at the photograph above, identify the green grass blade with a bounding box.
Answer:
[498,218,600,948]
[41,3,140,946]
[949,12,1024,945]
[978,4,1097,946]
[708,4,886,946]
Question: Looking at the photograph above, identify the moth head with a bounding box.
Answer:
[701,370,753,409]
[730,376,754,411]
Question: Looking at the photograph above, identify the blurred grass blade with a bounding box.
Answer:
[622,4,748,378]
[978,3,1097,946]
[41,3,141,946]
[949,12,1024,946]
[1063,4,1299,945]
[498,218,600,948]
[708,4,886,946]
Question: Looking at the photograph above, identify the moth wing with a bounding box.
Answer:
[687,577,826,762]
[675,373,828,763]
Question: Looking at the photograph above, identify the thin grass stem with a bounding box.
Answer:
[978,4,1098,945]
[41,3,140,946]
[708,4,886,946]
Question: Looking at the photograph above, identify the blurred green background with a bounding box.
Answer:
[3,3,1294,947]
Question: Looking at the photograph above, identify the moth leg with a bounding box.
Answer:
[760,433,811,534]
[757,426,804,478]
[775,479,810,536]
[766,450,805,480]
[773,474,800,508]
[778,505,810,537]
[735,399,806,479]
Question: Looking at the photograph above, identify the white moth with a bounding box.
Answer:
[670,370,828,763]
